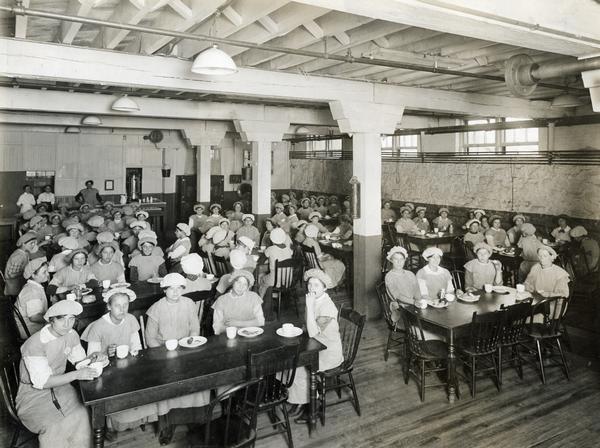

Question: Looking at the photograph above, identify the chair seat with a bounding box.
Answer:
[456,338,498,356]
[189,415,256,448]
[527,324,563,339]
[321,364,352,378]
[416,340,448,360]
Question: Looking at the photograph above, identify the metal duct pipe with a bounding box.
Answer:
[0,4,587,95]
[531,57,600,80]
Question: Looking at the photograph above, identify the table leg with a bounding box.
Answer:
[309,365,318,436]
[447,329,457,403]
[91,405,106,448]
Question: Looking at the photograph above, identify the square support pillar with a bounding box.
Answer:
[251,140,273,226]
[196,145,211,205]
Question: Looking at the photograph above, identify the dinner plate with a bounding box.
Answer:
[238,327,264,338]
[318,240,329,244]
[458,293,480,303]
[276,327,303,338]
[110,282,131,289]
[428,300,448,308]
[76,287,93,295]
[76,358,109,370]
[493,286,510,294]
[178,336,208,348]
[146,277,163,284]
[81,294,96,304]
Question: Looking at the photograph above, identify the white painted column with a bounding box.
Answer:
[251,140,273,217]
[196,145,211,203]
[352,132,383,236]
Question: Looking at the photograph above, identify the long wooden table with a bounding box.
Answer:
[79,321,326,447]
[404,289,541,403]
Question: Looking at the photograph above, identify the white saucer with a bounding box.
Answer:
[276,327,303,338]
[178,336,207,348]
[147,277,163,284]
[238,327,264,338]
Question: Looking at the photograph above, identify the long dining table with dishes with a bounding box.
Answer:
[79,320,326,448]
[402,286,542,403]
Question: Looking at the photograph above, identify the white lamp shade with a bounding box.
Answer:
[551,93,584,108]
[81,115,102,126]
[191,45,237,75]
[112,96,140,112]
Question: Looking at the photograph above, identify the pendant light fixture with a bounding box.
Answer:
[81,115,102,126]
[191,10,237,76]
[551,93,584,108]
[111,95,140,112]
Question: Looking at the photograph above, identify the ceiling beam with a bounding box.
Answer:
[303,20,324,39]
[14,0,30,38]
[292,0,600,57]
[258,15,279,35]
[167,0,193,19]
[0,38,567,118]
[60,0,96,44]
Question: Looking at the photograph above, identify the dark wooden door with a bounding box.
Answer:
[175,175,196,223]
[0,171,27,219]
[210,175,224,206]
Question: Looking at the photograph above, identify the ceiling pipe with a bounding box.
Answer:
[0,4,587,95]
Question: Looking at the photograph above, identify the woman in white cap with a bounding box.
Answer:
[65,223,90,250]
[293,220,309,244]
[485,215,510,248]
[395,206,419,234]
[204,229,231,259]
[181,253,212,293]
[432,207,453,232]
[258,228,293,299]
[4,232,39,296]
[297,197,313,221]
[416,247,454,301]
[308,211,329,236]
[464,242,503,290]
[78,203,93,224]
[85,215,106,243]
[464,219,485,248]
[569,225,599,275]
[16,300,107,448]
[218,218,236,246]
[234,236,258,271]
[40,212,64,241]
[165,223,192,273]
[287,268,343,423]
[206,203,223,229]
[122,220,148,255]
[90,242,126,285]
[384,246,421,324]
[315,196,328,217]
[331,214,353,241]
[524,246,570,298]
[215,249,249,296]
[48,236,78,273]
[413,206,430,232]
[16,258,50,339]
[508,214,526,245]
[211,270,264,335]
[48,249,98,298]
[261,219,275,248]
[517,223,544,282]
[188,203,208,243]
[271,202,288,229]
[107,209,127,235]
[551,215,571,244]
[302,224,346,288]
[129,236,167,282]
[134,209,151,230]
[381,200,397,223]
[229,201,244,232]
[236,213,260,247]
[88,231,125,267]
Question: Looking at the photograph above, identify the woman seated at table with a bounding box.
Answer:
[48,236,78,274]
[569,225,599,275]
[303,224,346,288]
[551,214,571,244]
[234,236,258,272]
[188,203,209,242]
[65,223,90,250]
[395,206,418,234]
[485,215,510,248]
[258,228,293,298]
[40,212,65,241]
[229,201,244,232]
[205,229,231,259]
[286,203,299,231]
[165,223,191,273]
[287,269,343,423]
[121,220,148,255]
[48,248,98,297]
[90,241,126,285]
[16,300,106,448]
[297,197,313,221]
[480,215,490,232]
[107,209,127,235]
[328,195,340,217]
[271,202,288,229]
[144,273,210,443]
[464,242,503,291]
[508,214,526,245]
[381,200,397,223]
[215,249,249,296]
[463,219,485,254]
[197,225,219,252]
[89,231,126,266]
[413,206,430,232]
[524,246,569,298]
[309,211,329,236]
[181,253,212,294]
[212,270,265,335]
[518,223,544,282]
[384,247,421,323]
[331,214,353,241]
[260,218,274,247]
[416,247,454,301]
[293,220,308,245]
[134,210,152,231]
[432,207,452,232]
[236,213,260,247]
[206,203,223,229]
[16,258,50,339]
[129,236,167,282]
[217,218,235,246]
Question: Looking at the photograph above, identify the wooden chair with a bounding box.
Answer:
[525,296,570,384]
[456,310,506,398]
[188,378,264,448]
[138,315,147,349]
[462,239,476,261]
[317,308,366,425]
[247,346,299,448]
[450,269,465,291]
[374,282,406,361]
[271,258,302,320]
[300,245,323,271]
[0,354,38,448]
[400,307,449,402]
[198,248,217,276]
[212,254,233,278]
[498,300,532,385]
[397,234,421,271]
[9,300,31,343]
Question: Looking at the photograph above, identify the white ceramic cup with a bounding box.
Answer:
[445,293,455,302]
[433,228,439,233]
[206,273,215,280]
[516,284,525,293]
[438,232,443,237]
[114,232,120,239]
[102,280,111,290]
[165,339,178,351]
[226,327,237,339]
[542,238,549,244]
[88,361,103,377]
[66,293,76,301]
[45,235,51,241]
[116,344,129,359]
[325,234,330,240]
[420,229,426,235]
[282,323,294,334]
[260,245,266,251]
[484,284,493,293]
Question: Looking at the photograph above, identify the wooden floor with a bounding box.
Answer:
[2,295,600,447]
